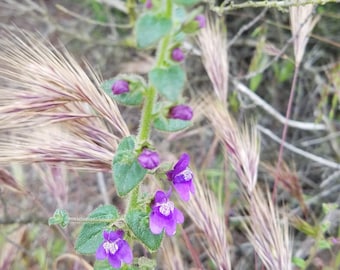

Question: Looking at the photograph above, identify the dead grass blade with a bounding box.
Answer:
[290,3,318,64]
[183,173,231,270]
[262,162,308,216]
[197,14,228,104]
[243,188,292,270]
[0,29,129,170]
[204,100,260,193]
[0,168,24,193]
[160,237,185,270]
[0,225,27,270]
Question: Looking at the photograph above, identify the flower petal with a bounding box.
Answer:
[108,253,122,268]
[95,244,107,260]
[153,190,167,204]
[149,211,165,234]
[107,230,124,242]
[163,217,177,236]
[117,240,133,264]
[173,153,190,173]
[173,181,191,201]
[174,208,184,224]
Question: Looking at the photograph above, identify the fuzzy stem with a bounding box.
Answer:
[165,0,172,18]
[68,217,119,224]
[137,86,157,144]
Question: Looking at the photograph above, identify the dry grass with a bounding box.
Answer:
[243,188,292,270]
[197,14,229,104]
[183,173,231,270]
[289,3,317,64]
[205,100,260,193]
[0,29,129,171]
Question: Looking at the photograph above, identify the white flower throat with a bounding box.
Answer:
[178,168,192,181]
[103,240,118,255]
[158,201,174,216]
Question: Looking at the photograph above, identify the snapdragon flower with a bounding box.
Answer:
[149,189,184,236]
[166,153,195,201]
[96,230,133,268]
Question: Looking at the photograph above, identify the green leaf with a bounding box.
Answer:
[94,260,138,270]
[101,78,143,106]
[113,136,147,196]
[149,65,185,101]
[153,116,191,132]
[174,0,201,5]
[126,210,163,251]
[292,257,307,269]
[75,205,119,254]
[317,239,332,250]
[249,74,263,92]
[136,14,172,48]
[48,209,69,228]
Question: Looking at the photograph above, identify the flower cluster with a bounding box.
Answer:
[149,153,195,236]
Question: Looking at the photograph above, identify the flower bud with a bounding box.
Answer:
[168,105,193,121]
[195,15,206,29]
[171,48,185,62]
[138,149,160,170]
[145,0,152,9]
[112,80,129,95]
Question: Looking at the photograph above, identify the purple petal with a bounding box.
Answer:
[153,190,167,204]
[108,253,122,268]
[95,244,107,260]
[173,153,190,173]
[173,182,191,201]
[107,230,124,242]
[163,217,177,236]
[149,211,165,234]
[116,240,133,264]
[174,208,184,224]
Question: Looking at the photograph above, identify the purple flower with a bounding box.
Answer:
[171,48,185,62]
[96,230,133,268]
[145,0,152,9]
[195,15,206,29]
[149,189,184,236]
[112,80,129,95]
[138,149,160,170]
[166,153,195,201]
[168,105,193,121]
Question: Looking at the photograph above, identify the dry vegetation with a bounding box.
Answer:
[0,1,340,270]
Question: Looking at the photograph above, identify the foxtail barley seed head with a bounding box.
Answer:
[0,30,129,170]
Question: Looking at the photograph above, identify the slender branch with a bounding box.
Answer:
[273,63,300,201]
[214,0,338,13]
[232,79,326,131]
[257,125,340,169]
